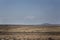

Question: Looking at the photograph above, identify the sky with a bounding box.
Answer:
[0,0,60,25]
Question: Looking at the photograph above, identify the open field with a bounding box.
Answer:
[0,25,60,32]
[0,25,60,40]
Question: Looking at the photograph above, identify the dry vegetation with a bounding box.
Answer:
[0,25,60,32]
[0,25,60,40]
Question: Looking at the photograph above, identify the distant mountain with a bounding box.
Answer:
[41,23,51,25]
[39,23,60,26]
[0,23,59,27]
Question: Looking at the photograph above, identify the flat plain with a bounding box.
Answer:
[0,25,60,40]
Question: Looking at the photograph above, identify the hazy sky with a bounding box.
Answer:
[0,0,60,25]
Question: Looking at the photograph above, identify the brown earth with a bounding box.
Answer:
[0,25,60,40]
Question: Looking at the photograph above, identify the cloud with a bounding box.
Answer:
[24,16,35,20]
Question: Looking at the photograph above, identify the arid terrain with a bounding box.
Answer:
[0,25,60,40]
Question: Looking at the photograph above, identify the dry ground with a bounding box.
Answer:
[0,25,60,40]
[0,25,60,32]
